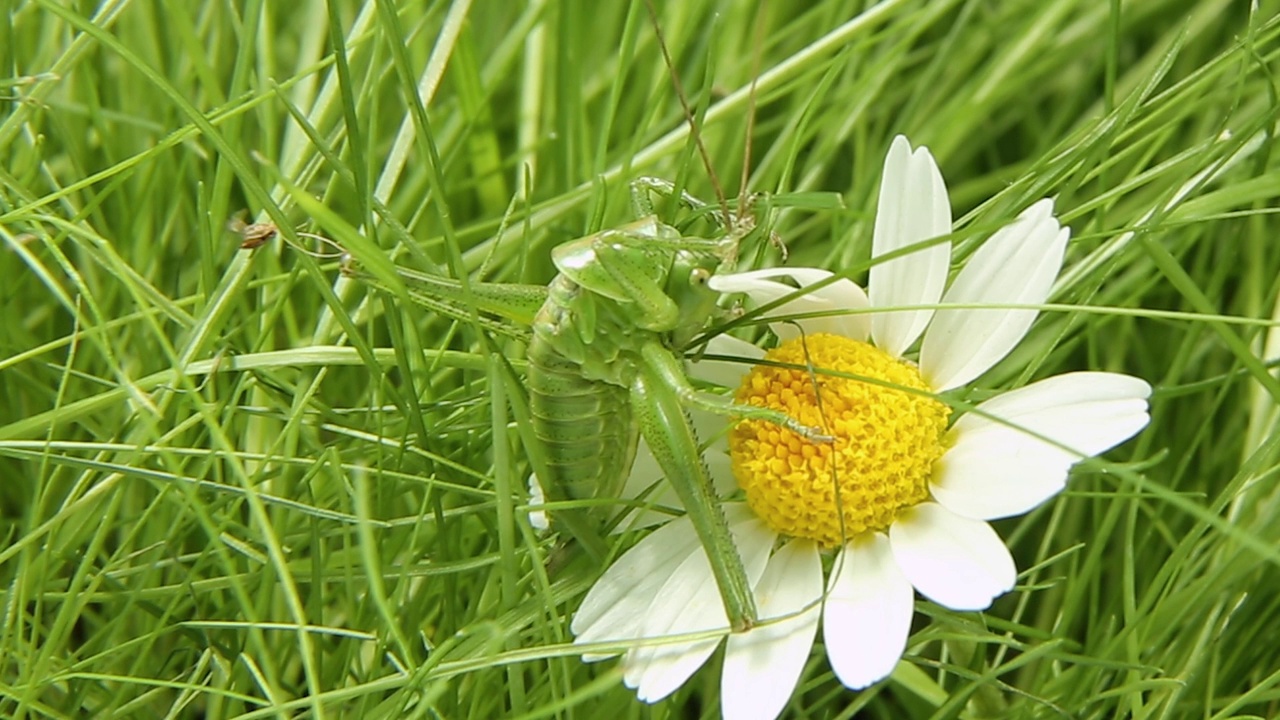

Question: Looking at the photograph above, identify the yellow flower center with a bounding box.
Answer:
[729,333,950,547]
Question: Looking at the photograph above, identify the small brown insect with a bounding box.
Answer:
[228,214,279,250]
[227,213,344,258]
[237,222,279,250]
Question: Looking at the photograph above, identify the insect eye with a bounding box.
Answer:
[690,268,711,286]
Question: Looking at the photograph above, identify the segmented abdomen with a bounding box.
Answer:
[528,276,640,504]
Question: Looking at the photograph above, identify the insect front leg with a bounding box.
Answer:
[630,177,727,229]
[640,342,833,442]
[629,176,788,262]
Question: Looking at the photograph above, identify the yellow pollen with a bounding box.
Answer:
[729,333,950,546]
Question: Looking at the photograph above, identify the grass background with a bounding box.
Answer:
[2,0,1280,717]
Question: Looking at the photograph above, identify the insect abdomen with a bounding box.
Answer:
[527,276,640,506]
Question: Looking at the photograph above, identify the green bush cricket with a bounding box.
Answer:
[339,1,829,633]
[344,176,829,632]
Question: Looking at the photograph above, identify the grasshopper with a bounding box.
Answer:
[345,178,827,631]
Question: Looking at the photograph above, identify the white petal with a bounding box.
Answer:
[870,135,952,358]
[690,404,730,441]
[932,372,1152,520]
[526,473,550,532]
[687,334,763,388]
[572,516,702,653]
[612,439,681,532]
[614,446,737,532]
[823,533,914,690]
[624,513,777,702]
[706,449,737,496]
[710,268,870,342]
[889,502,1016,611]
[920,199,1069,391]
[712,267,842,290]
[722,540,822,720]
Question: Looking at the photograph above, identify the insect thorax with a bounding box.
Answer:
[531,274,650,388]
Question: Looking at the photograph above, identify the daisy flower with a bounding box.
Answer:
[569,135,1152,719]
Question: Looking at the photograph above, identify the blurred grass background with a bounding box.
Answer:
[2,0,1280,717]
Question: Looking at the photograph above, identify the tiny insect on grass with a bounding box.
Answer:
[229,215,278,250]
[229,212,346,256]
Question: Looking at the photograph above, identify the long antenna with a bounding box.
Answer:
[644,0,734,231]
[739,0,768,209]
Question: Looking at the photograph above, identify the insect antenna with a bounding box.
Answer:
[769,322,844,612]
[643,0,736,235]
[738,1,767,215]
[738,1,790,263]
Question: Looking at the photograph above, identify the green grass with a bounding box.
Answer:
[3,0,1280,717]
